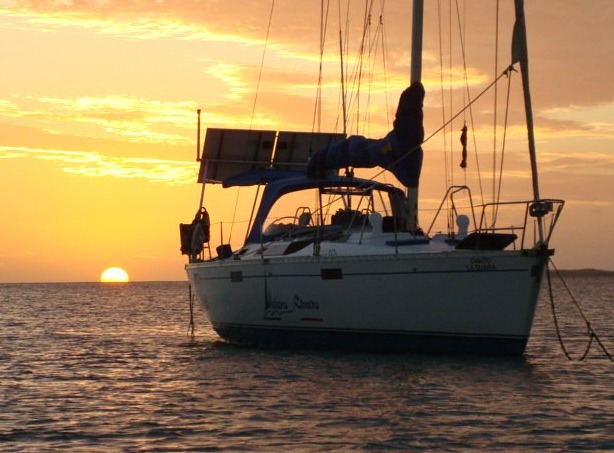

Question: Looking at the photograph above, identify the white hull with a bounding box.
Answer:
[186,248,547,354]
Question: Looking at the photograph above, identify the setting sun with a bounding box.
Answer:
[100,267,129,283]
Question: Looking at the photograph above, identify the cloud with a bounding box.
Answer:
[2,94,197,145]
[540,103,614,137]
[539,151,614,176]
[0,145,196,184]
[0,5,245,43]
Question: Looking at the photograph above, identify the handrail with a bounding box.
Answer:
[426,185,477,237]
[429,187,564,250]
[476,199,564,249]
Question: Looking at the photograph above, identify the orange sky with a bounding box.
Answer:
[1,1,613,282]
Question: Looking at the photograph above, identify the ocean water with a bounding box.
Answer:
[1,272,612,452]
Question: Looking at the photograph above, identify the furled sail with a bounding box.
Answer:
[307,82,425,188]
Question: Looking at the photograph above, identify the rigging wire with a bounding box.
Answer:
[358,1,372,134]
[460,0,467,188]
[379,3,391,128]
[339,28,348,135]
[341,0,374,136]
[437,0,453,234]
[360,65,516,194]
[448,0,453,189]
[493,0,500,210]
[250,0,276,130]
[335,0,352,134]
[313,0,332,134]
[331,0,388,140]
[364,1,387,138]
[227,1,514,247]
[453,0,485,206]
[437,0,450,193]
[228,0,276,244]
[493,66,515,222]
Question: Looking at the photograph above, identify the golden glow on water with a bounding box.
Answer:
[100,267,129,283]
[0,279,612,450]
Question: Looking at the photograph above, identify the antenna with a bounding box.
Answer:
[196,109,202,161]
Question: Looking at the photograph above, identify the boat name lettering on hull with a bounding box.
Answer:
[294,295,320,310]
[264,293,320,318]
[265,298,291,316]
[467,257,496,272]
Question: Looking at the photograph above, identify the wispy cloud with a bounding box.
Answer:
[206,62,253,101]
[540,102,614,136]
[539,150,614,176]
[2,94,196,144]
[0,146,196,184]
[0,6,253,44]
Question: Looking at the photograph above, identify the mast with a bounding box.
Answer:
[512,0,545,243]
[406,0,423,233]
[410,0,423,84]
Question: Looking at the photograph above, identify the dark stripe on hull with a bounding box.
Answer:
[213,324,528,356]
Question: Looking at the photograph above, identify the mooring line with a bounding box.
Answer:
[547,259,612,362]
[187,283,196,339]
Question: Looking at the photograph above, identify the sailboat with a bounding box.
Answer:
[179,0,564,354]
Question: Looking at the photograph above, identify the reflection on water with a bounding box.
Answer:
[0,277,612,451]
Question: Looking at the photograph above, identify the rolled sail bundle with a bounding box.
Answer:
[307,82,425,188]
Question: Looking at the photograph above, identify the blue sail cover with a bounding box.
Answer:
[307,82,425,188]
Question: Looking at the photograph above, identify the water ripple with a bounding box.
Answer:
[0,278,612,451]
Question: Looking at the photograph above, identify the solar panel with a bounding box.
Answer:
[197,128,345,183]
[198,128,276,183]
[273,131,345,170]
